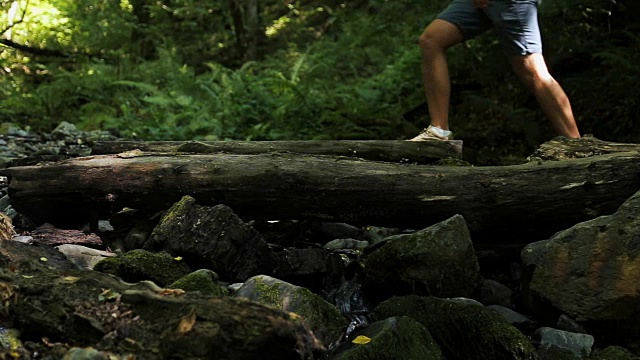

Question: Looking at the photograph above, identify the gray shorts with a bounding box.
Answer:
[437,0,543,55]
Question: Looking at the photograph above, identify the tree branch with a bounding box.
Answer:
[1,0,30,36]
[0,38,68,57]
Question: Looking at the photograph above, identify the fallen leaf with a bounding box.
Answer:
[352,335,371,345]
[174,256,183,261]
[39,257,48,262]
[62,276,80,283]
[117,149,145,158]
[177,309,197,334]
[98,289,120,301]
[159,288,186,296]
[21,275,34,279]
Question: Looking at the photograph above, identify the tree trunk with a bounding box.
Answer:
[91,140,463,164]
[5,145,640,242]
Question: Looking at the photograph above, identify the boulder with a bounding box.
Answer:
[327,316,444,360]
[94,249,191,287]
[0,241,323,359]
[235,275,348,345]
[521,190,640,342]
[271,247,345,292]
[55,244,117,270]
[533,327,594,358]
[480,279,514,308]
[374,295,538,360]
[169,269,227,297]
[143,196,272,282]
[363,215,480,303]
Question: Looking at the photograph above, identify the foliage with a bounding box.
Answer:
[0,0,638,164]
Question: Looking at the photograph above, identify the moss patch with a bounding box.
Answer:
[94,249,191,287]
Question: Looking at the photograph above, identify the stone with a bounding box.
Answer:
[374,295,538,360]
[363,215,480,303]
[327,316,444,360]
[589,346,637,360]
[143,196,272,282]
[169,269,227,297]
[235,275,348,345]
[533,327,594,357]
[486,305,537,333]
[324,239,369,250]
[94,249,192,287]
[55,244,117,270]
[271,247,345,291]
[521,190,640,341]
[556,314,588,334]
[479,278,514,308]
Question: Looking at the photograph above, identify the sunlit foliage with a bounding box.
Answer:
[0,0,637,164]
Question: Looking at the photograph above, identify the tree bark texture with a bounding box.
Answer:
[5,150,640,242]
[91,140,463,164]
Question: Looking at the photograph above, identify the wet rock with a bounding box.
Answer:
[363,215,480,304]
[557,314,588,334]
[143,196,272,282]
[374,295,538,360]
[533,327,594,358]
[327,316,444,360]
[521,190,640,342]
[169,269,227,297]
[271,247,345,292]
[0,240,77,270]
[324,239,369,250]
[31,223,103,247]
[589,346,638,360]
[311,222,363,242]
[362,226,406,246]
[94,249,191,287]
[480,279,514,308]
[55,244,117,270]
[487,305,537,333]
[235,275,348,345]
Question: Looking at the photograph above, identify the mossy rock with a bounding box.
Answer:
[588,346,638,360]
[169,269,227,297]
[374,295,537,360]
[94,249,191,287]
[328,316,444,360]
[235,275,348,345]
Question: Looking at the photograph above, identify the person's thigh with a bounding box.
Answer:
[436,0,493,41]
[485,0,543,55]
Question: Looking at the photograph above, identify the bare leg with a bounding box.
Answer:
[511,54,580,138]
[419,20,465,131]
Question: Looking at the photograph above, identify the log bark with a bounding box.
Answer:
[528,136,640,161]
[91,140,463,164]
[5,146,640,242]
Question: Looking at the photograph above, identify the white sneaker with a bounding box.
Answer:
[407,125,453,141]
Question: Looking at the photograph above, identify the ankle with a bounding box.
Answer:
[429,125,452,137]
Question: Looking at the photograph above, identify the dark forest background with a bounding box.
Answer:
[1,0,638,164]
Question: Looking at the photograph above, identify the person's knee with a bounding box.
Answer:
[419,31,444,56]
[513,55,553,88]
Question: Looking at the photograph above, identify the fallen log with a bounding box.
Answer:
[91,139,463,164]
[5,146,640,242]
[0,240,322,359]
[529,136,640,161]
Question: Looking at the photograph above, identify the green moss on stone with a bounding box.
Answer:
[254,278,283,309]
[94,249,191,287]
[169,269,227,297]
[335,317,444,360]
[374,296,537,360]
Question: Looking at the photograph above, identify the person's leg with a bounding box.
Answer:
[485,0,580,138]
[511,54,580,138]
[419,19,464,131]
